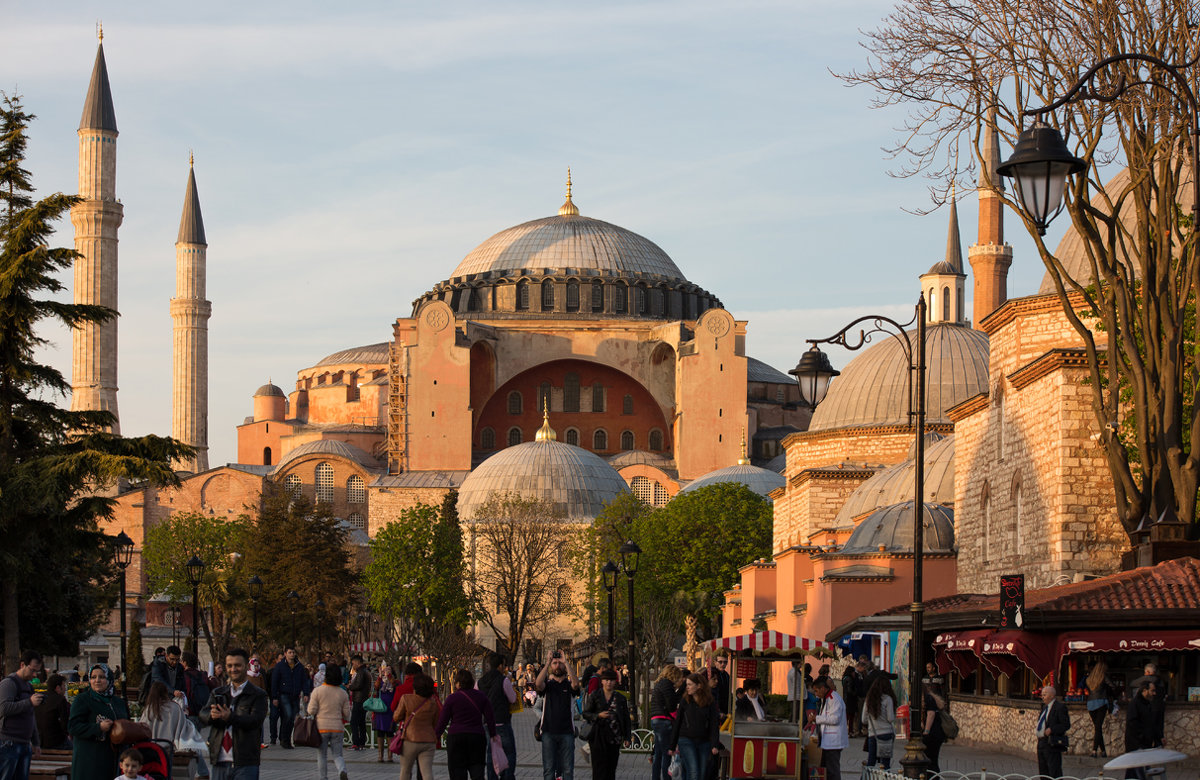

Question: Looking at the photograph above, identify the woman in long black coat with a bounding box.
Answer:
[582,669,632,780]
[68,665,130,780]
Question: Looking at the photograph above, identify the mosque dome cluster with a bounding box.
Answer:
[840,500,955,555]
[832,435,956,529]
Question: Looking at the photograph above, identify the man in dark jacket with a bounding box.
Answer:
[200,648,268,779]
[478,653,517,780]
[269,647,311,749]
[346,654,372,750]
[33,674,71,751]
[1035,685,1070,780]
[0,650,45,777]
[181,652,211,718]
[149,645,187,700]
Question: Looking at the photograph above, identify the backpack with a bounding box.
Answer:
[137,665,155,705]
[939,709,959,740]
[184,668,210,716]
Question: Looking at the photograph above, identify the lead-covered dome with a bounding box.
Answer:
[841,500,955,554]
[832,436,956,529]
[809,324,989,431]
[679,463,786,500]
[458,436,630,522]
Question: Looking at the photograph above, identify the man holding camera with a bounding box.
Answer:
[200,648,269,780]
[536,649,580,780]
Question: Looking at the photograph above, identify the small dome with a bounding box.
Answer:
[272,440,383,474]
[449,215,687,282]
[841,500,955,555]
[312,342,389,368]
[254,383,285,398]
[679,463,786,500]
[809,323,989,431]
[925,259,962,276]
[458,439,629,521]
[833,436,956,529]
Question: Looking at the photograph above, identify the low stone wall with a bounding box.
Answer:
[949,695,1200,758]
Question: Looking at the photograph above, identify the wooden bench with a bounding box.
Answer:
[29,760,69,779]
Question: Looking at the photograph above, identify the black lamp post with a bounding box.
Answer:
[997,53,1198,237]
[248,575,264,651]
[166,605,180,648]
[618,539,641,725]
[287,591,300,648]
[601,560,619,664]
[315,598,326,656]
[186,555,205,653]
[795,295,929,778]
[113,531,134,700]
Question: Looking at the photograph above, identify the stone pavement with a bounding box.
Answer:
[253,709,1196,780]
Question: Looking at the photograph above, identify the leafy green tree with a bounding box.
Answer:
[240,482,358,654]
[142,512,251,660]
[0,93,188,669]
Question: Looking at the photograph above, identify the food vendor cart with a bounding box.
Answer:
[702,631,837,780]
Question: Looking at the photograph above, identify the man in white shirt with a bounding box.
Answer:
[199,648,269,780]
[808,675,848,780]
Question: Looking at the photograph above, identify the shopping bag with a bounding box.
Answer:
[491,734,509,773]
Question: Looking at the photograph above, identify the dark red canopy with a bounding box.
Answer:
[932,630,992,677]
[980,631,1057,679]
[1057,629,1200,659]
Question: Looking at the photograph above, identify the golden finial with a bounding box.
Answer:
[97,21,104,43]
[558,167,579,216]
[189,149,194,168]
[535,398,557,442]
[738,428,750,465]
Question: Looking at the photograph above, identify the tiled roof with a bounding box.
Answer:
[312,342,389,368]
[747,357,792,385]
[371,471,470,489]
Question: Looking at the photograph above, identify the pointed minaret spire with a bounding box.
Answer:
[171,157,211,472]
[71,33,123,431]
[969,107,1014,327]
[558,167,579,216]
[535,398,557,442]
[944,186,964,273]
[920,189,968,325]
[738,428,751,465]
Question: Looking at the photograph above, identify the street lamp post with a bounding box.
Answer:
[113,532,134,700]
[185,556,205,654]
[166,606,180,648]
[601,560,619,665]
[315,598,326,656]
[248,576,264,652]
[618,540,641,725]
[287,591,300,648]
[793,295,929,778]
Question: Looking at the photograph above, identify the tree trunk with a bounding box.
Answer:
[2,577,18,673]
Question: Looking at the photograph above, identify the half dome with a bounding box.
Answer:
[458,438,630,521]
[832,435,956,529]
[841,500,955,554]
[809,324,989,431]
[272,440,383,474]
[312,342,389,369]
[679,463,786,500]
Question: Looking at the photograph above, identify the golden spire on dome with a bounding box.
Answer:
[558,167,579,216]
[189,149,194,168]
[738,428,750,465]
[535,398,557,442]
[97,21,104,43]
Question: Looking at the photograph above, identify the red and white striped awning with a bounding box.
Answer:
[702,631,836,656]
[350,641,393,653]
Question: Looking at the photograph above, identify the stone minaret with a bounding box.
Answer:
[71,31,124,431]
[920,192,968,325]
[968,111,1014,326]
[171,156,210,472]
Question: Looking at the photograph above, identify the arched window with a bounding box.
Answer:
[635,285,648,314]
[508,391,522,415]
[347,512,366,530]
[538,382,552,412]
[1012,476,1024,548]
[516,280,530,310]
[631,476,670,508]
[592,384,605,412]
[347,475,366,504]
[481,427,496,450]
[542,281,555,310]
[564,373,580,412]
[565,428,579,446]
[593,429,608,451]
[284,474,302,498]
[653,287,665,315]
[928,288,935,320]
[263,446,272,466]
[315,462,334,504]
[508,427,523,447]
[592,280,604,311]
[614,283,627,313]
[566,281,579,311]
[623,394,634,415]
[620,430,635,450]
[649,429,664,451]
[556,584,572,611]
[942,285,950,320]
[981,483,992,562]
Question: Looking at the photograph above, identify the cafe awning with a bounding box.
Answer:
[703,631,837,657]
[1057,629,1200,659]
[932,629,992,677]
[980,630,1057,679]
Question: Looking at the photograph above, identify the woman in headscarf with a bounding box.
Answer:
[69,664,130,780]
[373,661,398,762]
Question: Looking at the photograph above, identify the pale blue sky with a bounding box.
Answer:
[5,1,1059,465]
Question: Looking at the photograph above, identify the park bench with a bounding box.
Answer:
[29,759,69,779]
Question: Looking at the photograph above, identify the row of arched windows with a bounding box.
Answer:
[281,464,366,506]
[480,426,665,452]
[503,279,683,316]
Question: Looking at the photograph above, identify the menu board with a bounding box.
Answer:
[1000,574,1025,628]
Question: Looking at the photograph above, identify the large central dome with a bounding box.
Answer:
[450,214,687,282]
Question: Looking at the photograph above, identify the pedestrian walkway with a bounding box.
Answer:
[256,708,1198,780]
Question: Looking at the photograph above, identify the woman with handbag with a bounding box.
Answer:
[435,669,498,780]
[582,668,632,780]
[372,662,398,763]
[140,681,211,778]
[921,682,948,774]
[650,665,684,780]
[307,665,352,780]
[68,665,130,780]
[861,676,896,769]
[394,672,443,780]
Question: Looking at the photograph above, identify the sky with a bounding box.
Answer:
[4,1,1064,466]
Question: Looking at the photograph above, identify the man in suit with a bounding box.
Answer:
[1035,685,1070,779]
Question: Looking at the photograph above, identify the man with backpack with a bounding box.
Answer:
[181,652,211,718]
[478,653,517,780]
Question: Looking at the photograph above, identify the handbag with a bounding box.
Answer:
[938,710,959,740]
[291,714,323,748]
[1048,733,1069,750]
[534,695,546,742]
[110,719,152,744]
[390,695,431,755]
[363,696,387,713]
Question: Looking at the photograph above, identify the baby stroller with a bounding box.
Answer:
[129,739,174,780]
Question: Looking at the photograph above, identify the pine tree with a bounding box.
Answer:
[0,93,191,669]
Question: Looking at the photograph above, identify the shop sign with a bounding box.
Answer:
[1000,574,1024,629]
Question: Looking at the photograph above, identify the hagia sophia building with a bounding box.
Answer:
[77,36,1200,754]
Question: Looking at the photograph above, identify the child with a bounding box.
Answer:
[115,748,150,780]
